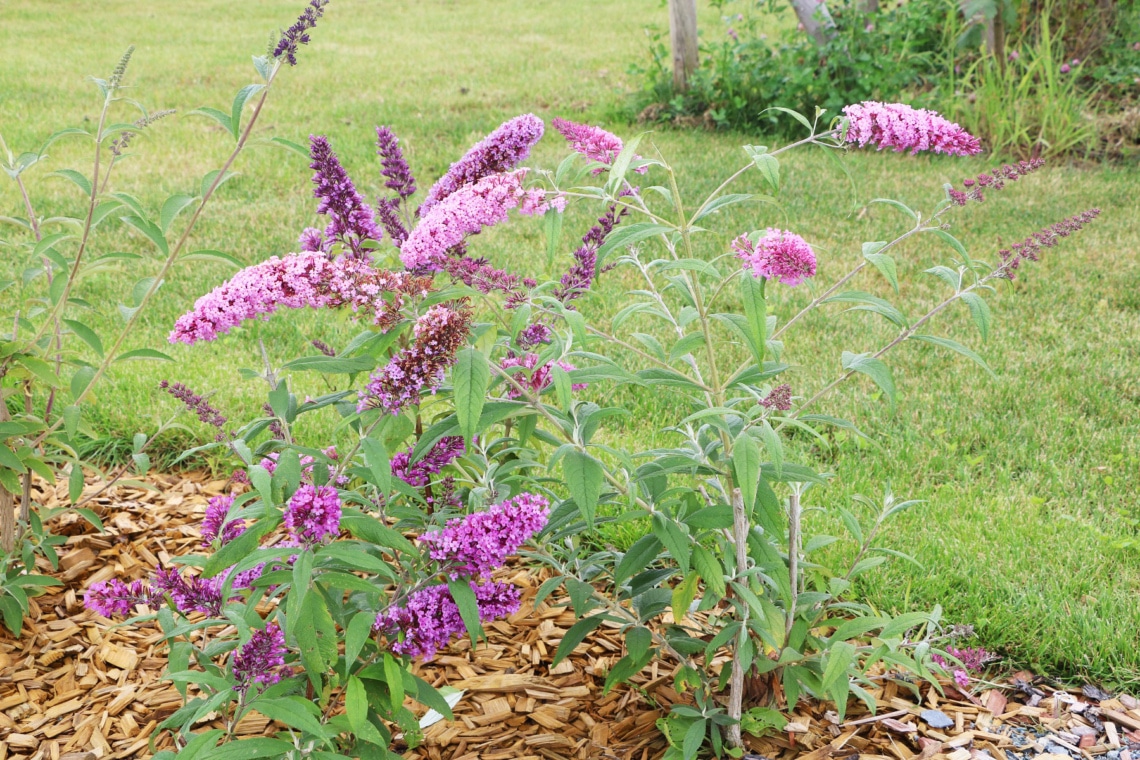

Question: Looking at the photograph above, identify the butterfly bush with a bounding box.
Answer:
[133,91,1102,757]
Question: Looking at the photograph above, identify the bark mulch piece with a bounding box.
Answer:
[2,473,1139,760]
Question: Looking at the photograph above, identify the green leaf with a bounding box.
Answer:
[732,430,761,518]
[119,215,169,255]
[651,513,690,575]
[910,334,997,379]
[231,84,265,140]
[757,421,783,479]
[201,169,239,198]
[269,136,310,157]
[691,193,754,224]
[762,106,814,132]
[453,347,489,442]
[682,717,708,760]
[552,614,607,665]
[384,652,405,709]
[62,319,103,358]
[614,534,663,586]
[960,292,992,342]
[70,366,96,401]
[869,197,918,220]
[114,348,174,362]
[447,579,483,646]
[562,450,604,527]
[279,355,375,373]
[822,640,856,691]
[596,222,674,259]
[862,242,898,293]
[822,291,907,328]
[252,696,331,740]
[740,272,767,367]
[605,131,647,193]
[750,152,780,193]
[344,612,374,668]
[202,516,276,577]
[189,106,233,135]
[671,570,699,622]
[192,738,296,760]
[296,591,338,684]
[68,463,84,503]
[159,194,197,234]
[841,352,896,409]
[179,249,246,268]
[49,169,92,196]
[171,729,225,760]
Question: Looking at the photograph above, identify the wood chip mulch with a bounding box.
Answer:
[1,473,1139,760]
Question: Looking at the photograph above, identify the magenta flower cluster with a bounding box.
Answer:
[169,251,425,344]
[84,579,162,618]
[308,135,384,258]
[233,623,290,694]
[500,353,586,399]
[552,118,647,175]
[360,303,473,413]
[201,494,245,547]
[400,171,528,271]
[420,114,544,215]
[842,102,982,156]
[420,493,550,578]
[933,646,995,689]
[284,483,342,546]
[391,436,466,489]
[374,580,522,661]
[733,230,817,287]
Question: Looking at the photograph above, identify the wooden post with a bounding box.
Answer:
[984,8,1007,74]
[789,0,837,45]
[668,0,699,92]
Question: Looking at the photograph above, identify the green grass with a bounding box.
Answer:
[2,0,1139,684]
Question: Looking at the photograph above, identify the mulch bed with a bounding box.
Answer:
[2,473,1139,760]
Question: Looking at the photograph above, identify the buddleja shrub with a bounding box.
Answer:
[87,39,1098,760]
[0,1,334,636]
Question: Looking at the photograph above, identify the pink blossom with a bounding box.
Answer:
[420,493,550,578]
[400,171,527,271]
[733,230,817,286]
[1060,63,1071,74]
[842,101,982,156]
[374,581,522,661]
[500,353,586,399]
[551,118,648,175]
[284,483,342,546]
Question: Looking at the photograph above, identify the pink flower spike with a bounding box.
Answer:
[552,118,648,175]
[733,230,817,286]
[842,101,982,156]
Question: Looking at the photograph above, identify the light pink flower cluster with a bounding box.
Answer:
[733,230,817,286]
[421,114,545,214]
[420,493,550,578]
[400,171,528,271]
[552,118,648,175]
[842,102,982,156]
[360,303,473,413]
[499,353,586,399]
[169,251,428,344]
[519,187,566,217]
[374,581,521,660]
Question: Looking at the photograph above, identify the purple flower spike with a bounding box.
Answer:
[284,483,342,546]
[553,203,627,307]
[152,567,226,617]
[374,581,522,661]
[309,135,383,258]
[997,209,1100,279]
[274,0,329,66]
[420,114,544,214]
[201,494,245,547]
[376,126,417,200]
[360,303,473,414]
[552,118,648,174]
[233,623,290,694]
[733,230,817,287]
[842,102,983,156]
[84,579,161,618]
[400,171,526,271]
[420,493,550,578]
[391,436,466,489]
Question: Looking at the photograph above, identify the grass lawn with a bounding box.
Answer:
[2,0,1139,684]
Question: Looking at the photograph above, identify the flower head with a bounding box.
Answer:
[998,209,1100,279]
[947,158,1045,206]
[309,135,383,258]
[551,118,648,175]
[842,102,982,156]
[233,623,290,694]
[201,494,245,547]
[553,203,628,307]
[401,171,527,271]
[420,493,550,578]
[500,353,586,399]
[84,579,161,618]
[160,381,229,440]
[360,303,473,413]
[374,581,522,660]
[733,230,817,286]
[391,436,466,489]
[274,0,329,66]
[420,114,544,214]
[152,567,226,617]
[760,384,793,411]
[284,484,342,546]
[375,126,417,200]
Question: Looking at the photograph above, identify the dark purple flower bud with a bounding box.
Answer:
[309,135,383,258]
[517,322,553,350]
[391,436,465,489]
[376,126,417,200]
[84,579,162,618]
[311,339,336,357]
[201,494,245,547]
[553,203,628,307]
[274,0,329,66]
[760,384,793,411]
[997,208,1100,280]
[375,198,409,247]
[161,380,229,440]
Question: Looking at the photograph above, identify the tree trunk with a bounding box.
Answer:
[668,0,699,92]
[789,0,837,45]
[0,486,13,553]
[984,7,1007,74]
